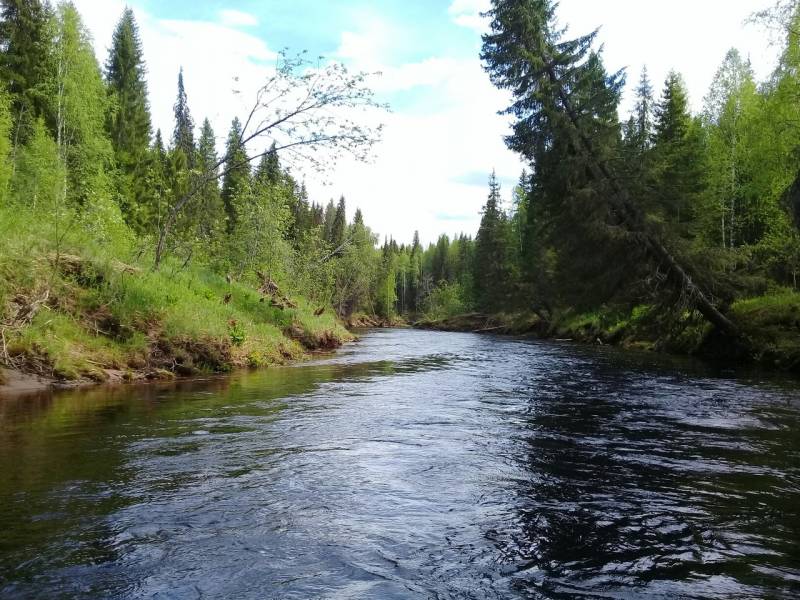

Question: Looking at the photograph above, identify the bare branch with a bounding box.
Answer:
[154,51,387,267]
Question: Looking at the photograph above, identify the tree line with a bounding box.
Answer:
[0,0,399,318]
[3,0,799,331]
[379,0,800,333]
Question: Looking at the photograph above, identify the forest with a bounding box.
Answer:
[0,0,396,381]
[1,0,800,384]
[409,0,800,368]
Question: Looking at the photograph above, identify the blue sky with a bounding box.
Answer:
[139,0,479,65]
[74,0,779,245]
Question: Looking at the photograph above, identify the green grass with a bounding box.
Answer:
[0,208,352,382]
[730,289,800,370]
[731,289,800,327]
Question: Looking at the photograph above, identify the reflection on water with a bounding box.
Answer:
[0,329,798,598]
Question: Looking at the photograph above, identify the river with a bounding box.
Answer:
[0,329,798,599]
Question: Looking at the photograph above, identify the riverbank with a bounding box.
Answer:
[0,241,354,395]
[415,291,800,373]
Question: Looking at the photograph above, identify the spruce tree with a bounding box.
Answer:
[481,0,630,310]
[0,0,53,142]
[634,66,654,151]
[473,171,512,310]
[481,0,739,334]
[652,72,706,230]
[171,67,195,165]
[331,195,346,247]
[195,118,224,241]
[323,198,336,242]
[105,7,152,229]
[220,117,250,233]
[105,8,150,169]
[254,142,281,186]
[146,128,168,230]
[310,202,324,228]
[292,181,310,236]
[409,230,422,313]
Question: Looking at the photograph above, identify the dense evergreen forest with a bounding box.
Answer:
[407,0,800,368]
[1,0,799,383]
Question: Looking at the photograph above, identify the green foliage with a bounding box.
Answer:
[4,0,800,377]
[332,215,378,316]
[171,67,194,164]
[731,290,800,369]
[424,281,468,320]
[11,118,63,213]
[254,142,281,186]
[450,0,800,349]
[0,0,53,143]
[104,7,151,230]
[228,320,246,347]
[0,3,382,382]
[223,181,291,280]
[473,171,514,310]
[220,117,250,233]
[651,72,706,233]
[0,205,352,379]
[0,87,15,203]
[104,8,150,161]
[331,195,346,248]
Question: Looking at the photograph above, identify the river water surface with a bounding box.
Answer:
[1,329,799,599]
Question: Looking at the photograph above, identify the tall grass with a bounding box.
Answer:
[0,207,351,381]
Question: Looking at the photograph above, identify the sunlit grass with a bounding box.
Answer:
[0,208,352,381]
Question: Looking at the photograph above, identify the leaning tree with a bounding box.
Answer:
[154,52,385,268]
[481,0,740,337]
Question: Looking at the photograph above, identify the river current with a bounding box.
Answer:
[0,329,798,598]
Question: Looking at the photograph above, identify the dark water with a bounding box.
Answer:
[1,329,799,599]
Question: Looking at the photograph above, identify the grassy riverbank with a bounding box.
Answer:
[0,213,352,391]
[416,292,800,373]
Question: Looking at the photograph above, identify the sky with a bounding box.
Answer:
[72,0,781,245]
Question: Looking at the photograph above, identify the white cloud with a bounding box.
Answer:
[554,0,779,115]
[335,16,398,72]
[448,0,491,33]
[73,0,276,156]
[71,0,783,246]
[304,89,523,244]
[219,9,259,28]
[448,0,490,17]
[312,26,524,244]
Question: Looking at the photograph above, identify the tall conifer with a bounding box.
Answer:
[105,8,150,168]
[171,67,195,165]
[331,195,346,247]
[0,0,53,142]
[220,117,250,232]
[473,171,513,309]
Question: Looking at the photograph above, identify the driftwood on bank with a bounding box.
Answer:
[256,273,297,310]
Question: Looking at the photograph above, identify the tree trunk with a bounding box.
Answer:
[547,66,740,338]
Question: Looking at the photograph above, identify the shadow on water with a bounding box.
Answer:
[0,328,798,599]
[486,346,800,598]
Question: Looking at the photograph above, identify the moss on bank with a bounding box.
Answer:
[416,291,800,374]
[728,291,800,370]
[0,224,352,388]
